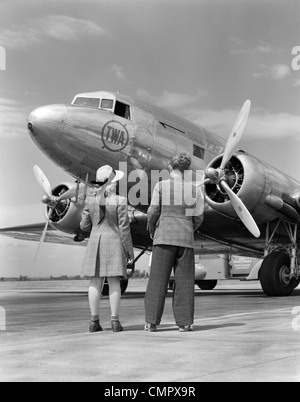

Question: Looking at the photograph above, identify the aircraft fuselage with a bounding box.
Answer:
[28,92,225,188]
[27,91,300,254]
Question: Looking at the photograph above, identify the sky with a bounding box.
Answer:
[0,0,300,277]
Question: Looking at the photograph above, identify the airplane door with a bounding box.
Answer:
[129,126,154,171]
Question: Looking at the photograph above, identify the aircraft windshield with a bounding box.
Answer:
[73,97,100,108]
[101,99,114,109]
[72,95,130,119]
[72,96,115,111]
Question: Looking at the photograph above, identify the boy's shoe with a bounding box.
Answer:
[144,323,157,332]
[178,325,193,332]
[89,321,103,333]
[111,320,124,332]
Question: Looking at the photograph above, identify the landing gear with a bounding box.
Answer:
[168,280,218,291]
[102,279,129,296]
[195,280,218,290]
[101,247,149,296]
[260,252,300,296]
[259,221,300,297]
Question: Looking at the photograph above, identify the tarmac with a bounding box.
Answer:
[0,279,300,383]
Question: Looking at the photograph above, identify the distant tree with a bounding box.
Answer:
[59,275,69,280]
[19,275,27,281]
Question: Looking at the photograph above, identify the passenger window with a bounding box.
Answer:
[114,101,131,120]
[193,144,205,159]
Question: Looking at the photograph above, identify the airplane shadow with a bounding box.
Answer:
[123,322,244,332]
[194,288,300,298]
[21,287,300,300]
[192,323,244,332]
[125,290,264,299]
[193,291,263,297]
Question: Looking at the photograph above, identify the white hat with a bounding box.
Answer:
[91,165,124,185]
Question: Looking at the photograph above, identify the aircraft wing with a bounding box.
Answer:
[0,218,262,257]
[0,210,151,250]
[0,223,88,246]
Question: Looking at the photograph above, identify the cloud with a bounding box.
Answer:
[0,15,110,50]
[230,38,274,55]
[254,41,273,54]
[43,15,109,41]
[230,48,247,55]
[182,106,300,141]
[132,90,300,143]
[229,36,247,55]
[0,98,28,137]
[136,90,207,110]
[110,64,127,81]
[247,110,300,140]
[253,64,290,79]
[293,79,300,87]
[0,28,40,50]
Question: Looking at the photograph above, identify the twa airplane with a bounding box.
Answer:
[1,91,300,296]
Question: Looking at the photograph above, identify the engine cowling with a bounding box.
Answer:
[205,153,268,223]
[44,182,86,235]
[205,152,300,225]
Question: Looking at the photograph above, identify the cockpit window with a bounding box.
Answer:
[72,95,131,119]
[101,99,114,109]
[73,97,100,108]
[115,101,131,120]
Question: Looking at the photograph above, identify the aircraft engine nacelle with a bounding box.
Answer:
[45,182,86,235]
[205,153,268,223]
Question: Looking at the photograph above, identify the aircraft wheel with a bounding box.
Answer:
[259,252,299,297]
[195,280,218,290]
[101,279,129,296]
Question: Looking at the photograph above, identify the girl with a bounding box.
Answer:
[80,165,134,332]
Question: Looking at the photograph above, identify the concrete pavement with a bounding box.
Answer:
[0,279,300,382]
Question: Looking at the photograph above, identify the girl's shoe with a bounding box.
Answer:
[111,320,123,332]
[89,321,103,333]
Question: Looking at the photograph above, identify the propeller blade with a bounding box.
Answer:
[220,180,260,238]
[195,178,213,187]
[56,184,85,202]
[34,208,53,263]
[220,100,251,170]
[33,165,52,198]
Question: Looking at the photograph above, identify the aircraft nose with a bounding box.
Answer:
[27,104,66,138]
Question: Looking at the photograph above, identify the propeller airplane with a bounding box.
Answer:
[1,91,300,297]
